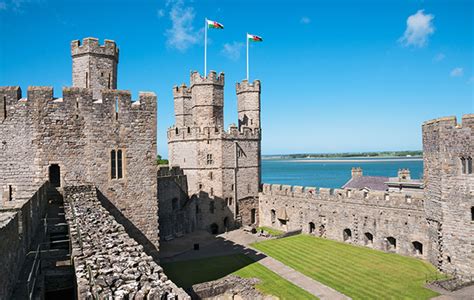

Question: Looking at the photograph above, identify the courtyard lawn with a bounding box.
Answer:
[162,254,317,300]
[252,235,445,300]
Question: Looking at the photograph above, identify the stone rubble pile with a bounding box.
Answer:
[64,186,188,300]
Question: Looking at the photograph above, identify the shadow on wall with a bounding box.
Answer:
[95,188,160,261]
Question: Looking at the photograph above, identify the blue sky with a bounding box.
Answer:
[0,0,472,157]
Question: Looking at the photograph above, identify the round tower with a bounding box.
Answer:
[236,79,261,129]
[173,83,192,127]
[190,71,224,128]
[71,37,119,99]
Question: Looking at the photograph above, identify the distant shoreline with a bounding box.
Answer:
[263,157,423,163]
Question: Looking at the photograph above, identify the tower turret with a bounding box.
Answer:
[71,37,119,99]
[236,79,261,129]
[173,84,192,127]
[190,71,224,128]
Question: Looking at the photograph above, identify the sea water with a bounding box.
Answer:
[261,157,423,189]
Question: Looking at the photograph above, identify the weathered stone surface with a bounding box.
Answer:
[63,185,189,299]
[192,275,273,300]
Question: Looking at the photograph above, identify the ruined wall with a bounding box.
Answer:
[422,114,474,281]
[157,166,197,240]
[0,183,49,300]
[167,72,261,233]
[63,185,189,299]
[259,184,429,258]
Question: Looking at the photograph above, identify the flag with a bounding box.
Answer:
[247,34,263,42]
[207,19,224,29]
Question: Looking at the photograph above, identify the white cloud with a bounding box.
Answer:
[450,67,463,77]
[433,53,445,62]
[221,42,244,61]
[399,10,435,48]
[165,0,200,52]
[300,17,311,24]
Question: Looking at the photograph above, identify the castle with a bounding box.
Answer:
[0,38,472,299]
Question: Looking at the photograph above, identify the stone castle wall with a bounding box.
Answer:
[0,38,159,248]
[0,183,49,300]
[259,184,429,258]
[167,71,261,233]
[422,114,474,281]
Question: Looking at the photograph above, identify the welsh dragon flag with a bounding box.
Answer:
[207,19,224,29]
[247,33,263,42]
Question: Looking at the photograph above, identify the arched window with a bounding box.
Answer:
[309,222,315,234]
[386,236,397,251]
[364,232,374,246]
[117,150,123,179]
[343,228,352,242]
[111,150,116,179]
[271,209,276,224]
[412,241,423,255]
[468,157,473,174]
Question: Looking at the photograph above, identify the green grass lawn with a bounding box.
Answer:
[252,235,445,300]
[162,254,317,299]
[257,226,285,236]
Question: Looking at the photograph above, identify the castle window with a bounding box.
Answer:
[2,96,6,119]
[110,149,124,180]
[101,72,104,77]
[187,127,190,133]
[461,157,466,174]
[343,228,352,242]
[115,97,119,120]
[231,184,234,191]
[111,150,117,179]
[86,72,89,88]
[206,154,213,165]
[172,198,178,211]
[228,197,233,206]
[412,241,423,256]
[471,206,474,221]
[468,157,473,174]
[8,185,13,201]
[210,188,214,196]
[271,209,276,224]
[175,128,179,135]
[386,237,397,251]
[210,201,215,214]
[209,172,213,180]
[117,150,123,179]
[198,183,203,190]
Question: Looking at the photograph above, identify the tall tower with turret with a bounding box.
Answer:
[168,71,262,233]
[71,37,119,99]
[422,114,474,281]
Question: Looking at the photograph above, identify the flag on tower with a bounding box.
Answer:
[247,33,263,42]
[207,19,224,29]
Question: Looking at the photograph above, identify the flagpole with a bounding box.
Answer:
[246,33,249,81]
[204,18,207,77]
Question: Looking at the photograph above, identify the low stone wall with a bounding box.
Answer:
[63,185,189,299]
[0,183,49,300]
[191,275,270,300]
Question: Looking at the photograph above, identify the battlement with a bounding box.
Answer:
[157,165,185,177]
[422,114,474,129]
[190,71,224,86]
[260,183,424,210]
[236,79,261,94]
[71,37,119,61]
[173,84,192,98]
[167,125,261,142]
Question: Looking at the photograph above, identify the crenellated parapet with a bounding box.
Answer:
[190,70,225,87]
[236,79,261,94]
[167,125,261,142]
[260,183,425,210]
[157,165,185,177]
[71,37,119,61]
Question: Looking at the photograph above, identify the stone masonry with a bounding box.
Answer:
[0,37,159,248]
[167,72,261,234]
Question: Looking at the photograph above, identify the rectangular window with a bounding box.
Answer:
[115,97,119,120]
[206,154,213,165]
[8,185,13,201]
[468,157,473,174]
[111,150,116,179]
[461,157,466,174]
[2,96,6,119]
[86,72,89,88]
[117,150,123,179]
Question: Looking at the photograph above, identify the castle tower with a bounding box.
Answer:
[173,84,192,127]
[236,80,261,129]
[422,114,474,281]
[190,71,224,128]
[71,37,119,99]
